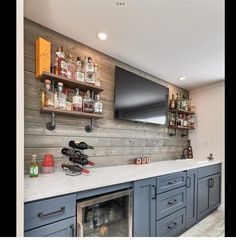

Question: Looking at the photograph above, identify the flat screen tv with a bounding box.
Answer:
[114,66,169,125]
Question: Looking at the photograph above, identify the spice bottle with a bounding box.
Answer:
[30,154,39,177]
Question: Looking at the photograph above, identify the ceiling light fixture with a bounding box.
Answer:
[178,76,186,81]
[97,32,108,41]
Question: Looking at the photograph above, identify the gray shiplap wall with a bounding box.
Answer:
[24,18,189,172]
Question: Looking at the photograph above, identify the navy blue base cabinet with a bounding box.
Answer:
[186,169,198,228]
[24,217,76,237]
[133,177,156,237]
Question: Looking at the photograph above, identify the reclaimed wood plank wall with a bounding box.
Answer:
[24,18,189,172]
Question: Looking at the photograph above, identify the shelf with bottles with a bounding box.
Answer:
[41,107,103,119]
[169,108,195,115]
[38,71,104,94]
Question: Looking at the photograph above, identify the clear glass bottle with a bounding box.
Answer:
[85,57,95,84]
[57,82,66,110]
[30,154,39,177]
[94,95,103,114]
[67,54,76,79]
[175,93,180,109]
[183,114,188,127]
[45,79,54,108]
[189,115,194,128]
[169,112,175,126]
[94,63,101,87]
[72,88,83,111]
[75,57,85,82]
[83,90,94,113]
[57,46,68,77]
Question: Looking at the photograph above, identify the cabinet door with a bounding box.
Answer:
[209,173,221,209]
[24,217,76,237]
[133,177,156,237]
[186,169,198,228]
[197,176,210,219]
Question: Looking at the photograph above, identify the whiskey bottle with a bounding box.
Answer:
[84,57,95,84]
[72,88,83,111]
[94,63,101,87]
[45,79,54,108]
[57,82,66,110]
[175,93,180,109]
[83,90,94,113]
[94,95,103,114]
[57,47,68,77]
[75,57,85,82]
[67,54,75,79]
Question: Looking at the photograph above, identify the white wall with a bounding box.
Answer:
[189,81,225,209]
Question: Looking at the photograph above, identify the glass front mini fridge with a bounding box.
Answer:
[76,189,133,237]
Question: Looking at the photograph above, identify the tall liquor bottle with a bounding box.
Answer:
[187,140,193,158]
[84,57,95,84]
[75,57,85,82]
[57,47,67,77]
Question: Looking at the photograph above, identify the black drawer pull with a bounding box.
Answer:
[168,180,177,185]
[168,199,177,205]
[38,206,65,219]
[167,222,177,229]
[208,178,214,188]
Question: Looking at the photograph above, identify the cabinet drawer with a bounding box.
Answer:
[24,217,76,237]
[198,163,221,179]
[156,208,186,237]
[156,172,186,194]
[156,186,186,220]
[24,194,76,231]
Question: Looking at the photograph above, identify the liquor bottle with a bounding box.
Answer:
[183,114,188,127]
[170,94,175,109]
[69,140,94,150]
[94,95,103,114]
[84,57,95,84]
[181,95,187,110]
[176,114,181,126]
[169,112,175,126]
[175,93,180,109]
[189,115,194,128]
[66,54,75,79]
[57,82,66,110]
[94,63,101,87]
[83,90,94,113]
[45,79,54,108]
[57,47,68,77]
[187,140,193,158]
[30,154,39,177]
[75,57,85,82]
[54,84,58,109]
[72,88,83,111]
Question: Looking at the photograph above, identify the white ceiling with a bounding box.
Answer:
[24,0,224,90]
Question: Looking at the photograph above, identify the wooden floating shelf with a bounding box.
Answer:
[38,71,104,94]
[41,107,103,119]
[169,108,195,115]
[168,125,195,130]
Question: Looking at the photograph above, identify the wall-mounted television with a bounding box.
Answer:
[114,66,169,125]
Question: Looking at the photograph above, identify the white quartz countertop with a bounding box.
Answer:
[24,159,221,202]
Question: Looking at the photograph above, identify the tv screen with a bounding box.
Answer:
[114,66,169,125]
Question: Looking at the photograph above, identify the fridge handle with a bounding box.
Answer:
[77,220,83,237]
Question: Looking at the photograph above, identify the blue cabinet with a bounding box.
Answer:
[24,194,76,237]
[24,217,76,237]
[133,177,156,237]
[186,169,198,228]
[197,164,221,220]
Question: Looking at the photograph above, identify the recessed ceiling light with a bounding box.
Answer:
[97,32,108,40]
[178,76,186,81]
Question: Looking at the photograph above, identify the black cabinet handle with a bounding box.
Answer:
[70,224,75,237]
[38,206,65,219]
[168,199,177,205]
[168,180,177,185]
[152,185,157,199]
[167,222,177,229]
[187,176,191,188]
[208,178,214,188]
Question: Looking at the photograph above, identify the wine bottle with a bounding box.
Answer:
[69,140,94,150]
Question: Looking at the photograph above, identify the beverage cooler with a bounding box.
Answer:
[76,189,133,237]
